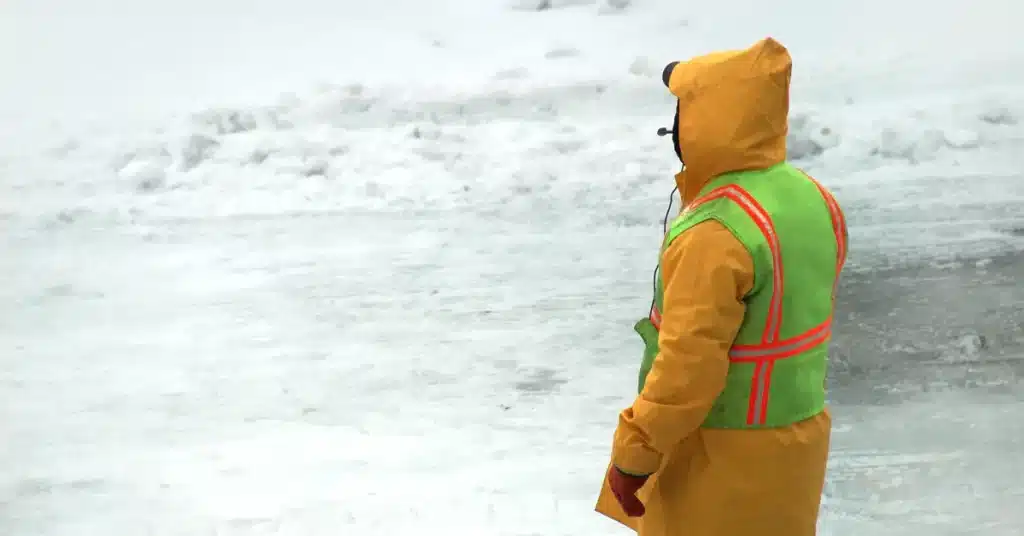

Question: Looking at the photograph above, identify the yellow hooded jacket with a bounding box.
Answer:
[595,37,840,536]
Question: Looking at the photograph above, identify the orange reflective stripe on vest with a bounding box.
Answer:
[685,185,785,425]
[728,318,832,361]
[804,172,848,295]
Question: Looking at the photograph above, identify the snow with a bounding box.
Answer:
[2,0,1024,534]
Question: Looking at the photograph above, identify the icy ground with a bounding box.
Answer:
[3,0,1024,535]
[4,213,1024,536]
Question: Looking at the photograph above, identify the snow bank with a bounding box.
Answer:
[2,0,1022,267]
[4,80,1022,224]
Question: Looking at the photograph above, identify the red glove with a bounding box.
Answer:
[607,466,650,517]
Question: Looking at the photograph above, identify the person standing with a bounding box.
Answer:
[595,37,849,536]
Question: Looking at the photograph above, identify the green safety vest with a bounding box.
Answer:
[635,162,847,429]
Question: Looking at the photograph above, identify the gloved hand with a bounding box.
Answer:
[607,466,650,517]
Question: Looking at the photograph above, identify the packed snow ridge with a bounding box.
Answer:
[7,79,1021,225]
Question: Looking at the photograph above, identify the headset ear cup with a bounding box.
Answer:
[662,61,679,88]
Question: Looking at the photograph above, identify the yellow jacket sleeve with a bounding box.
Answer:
[611,219,754,475]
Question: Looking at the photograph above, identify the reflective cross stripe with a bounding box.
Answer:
[729,318,832,361]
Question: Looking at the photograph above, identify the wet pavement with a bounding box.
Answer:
[830,250,1024,404]
[824,250,1024,535]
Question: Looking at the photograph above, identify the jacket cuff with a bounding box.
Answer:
[611,444,661,477]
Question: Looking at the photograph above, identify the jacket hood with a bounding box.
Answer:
[664,37,792,204]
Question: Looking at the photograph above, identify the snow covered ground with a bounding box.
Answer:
[2,0,1024,534]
